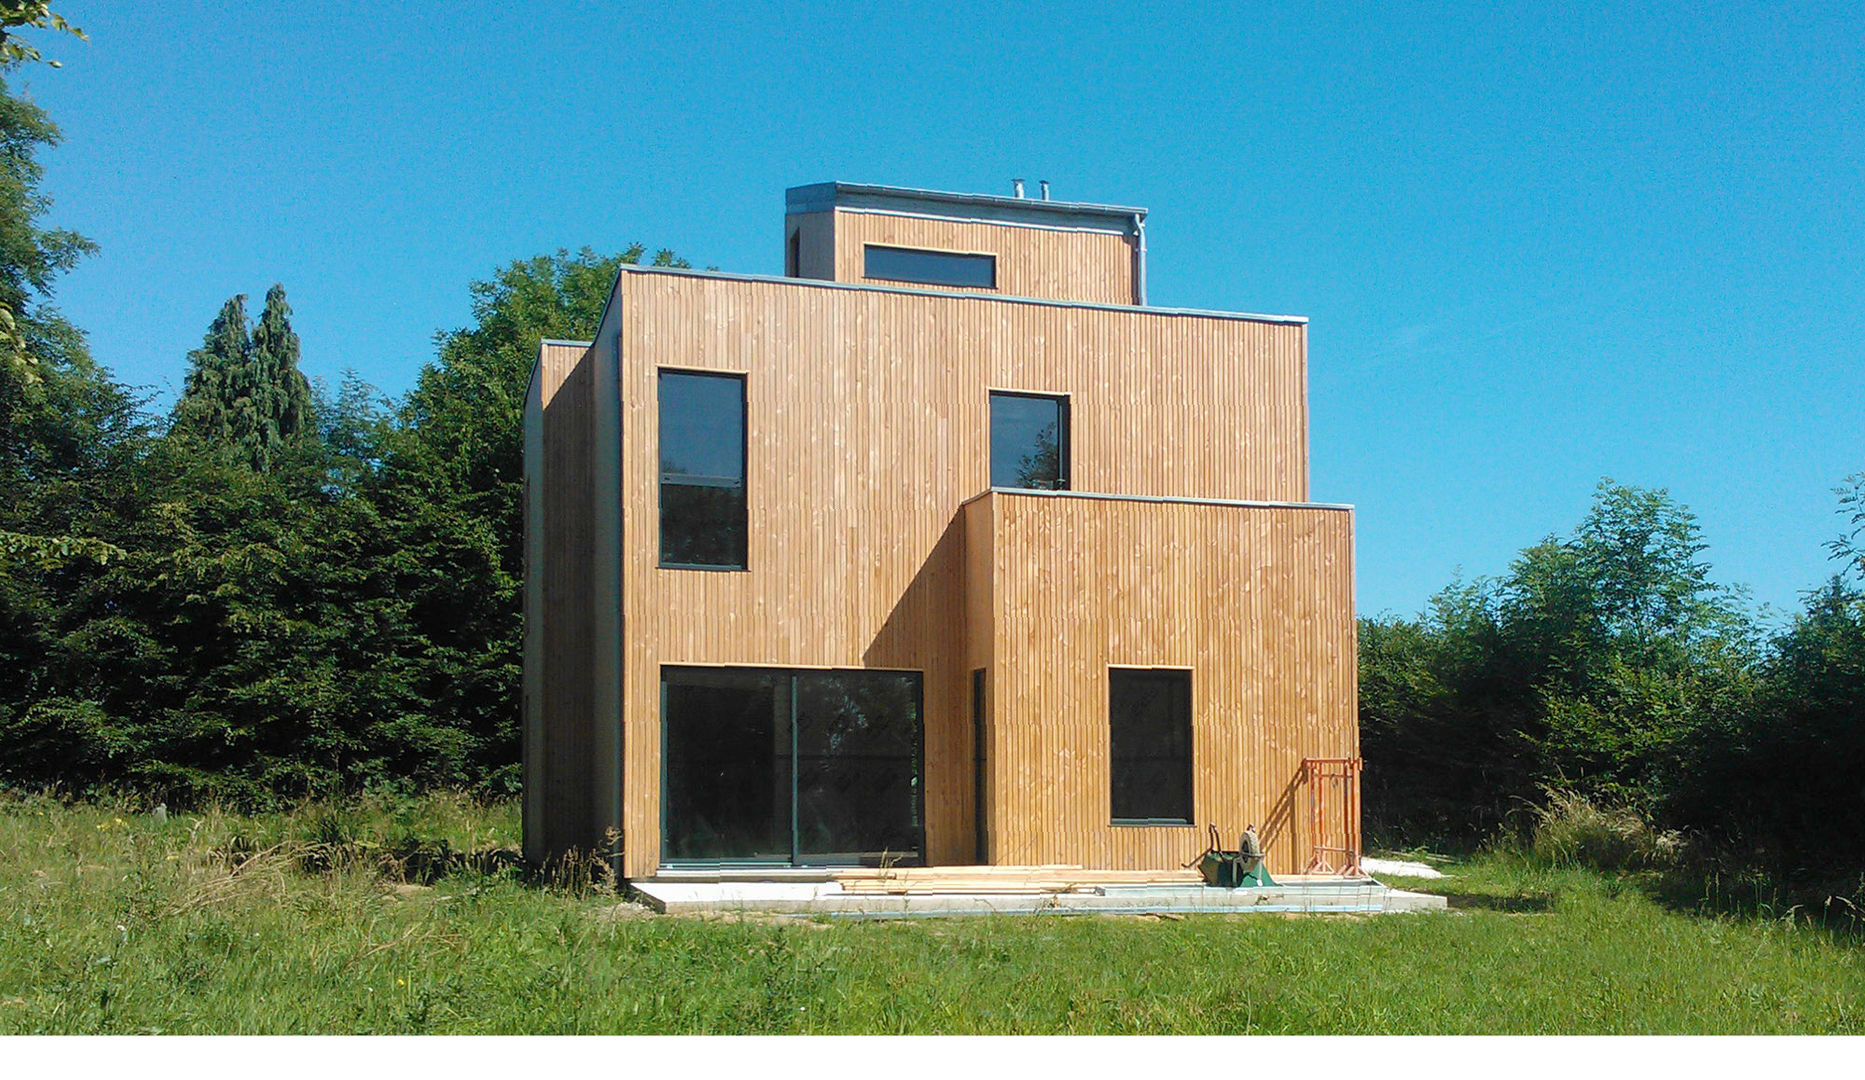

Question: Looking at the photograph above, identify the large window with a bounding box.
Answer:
[1109,668,1194,825]
[864,244,996,289]
[661,666,924,865]
[659,370,747,569]
[989,391,1069,490]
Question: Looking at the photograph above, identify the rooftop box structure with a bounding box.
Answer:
[524,181,1357,881]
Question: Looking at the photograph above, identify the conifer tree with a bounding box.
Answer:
[171,285,310,470]
[249,283,311,461]
[171,293,249,449]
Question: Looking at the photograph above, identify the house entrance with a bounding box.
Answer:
[660,666,924,866]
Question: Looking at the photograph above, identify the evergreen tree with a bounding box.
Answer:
[171,293,248,449]
[171,285,311,471]
[249,283,312,464]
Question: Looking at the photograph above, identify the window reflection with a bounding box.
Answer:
[990,391,1069,490]
[659,370,747,568]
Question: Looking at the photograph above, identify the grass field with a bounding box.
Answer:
[1,791,1859,1034]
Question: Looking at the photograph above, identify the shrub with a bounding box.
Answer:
[1530,789,1680,872]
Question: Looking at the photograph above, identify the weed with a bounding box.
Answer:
[1529,789,1681,871]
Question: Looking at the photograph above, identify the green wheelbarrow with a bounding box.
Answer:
[1195,823,1276,888]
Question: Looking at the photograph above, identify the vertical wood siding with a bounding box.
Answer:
[830,209,1139,304]
[526,341,599,860]
[983,492,1358,876]
[608,271,1321,877]
[784,211,836,281]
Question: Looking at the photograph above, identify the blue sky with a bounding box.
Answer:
[17,2,1864,621]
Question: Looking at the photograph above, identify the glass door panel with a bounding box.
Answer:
[661,667,791,862]
[794,670,923,865]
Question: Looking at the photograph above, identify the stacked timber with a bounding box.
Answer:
[835,865,1205,896]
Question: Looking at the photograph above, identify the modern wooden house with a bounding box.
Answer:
[524,181,1358,881]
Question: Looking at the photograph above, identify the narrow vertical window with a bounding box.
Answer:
[989,391,1069,490]
[659,370,747,569]
[1109,668,1193,825]
[972,668,988,864]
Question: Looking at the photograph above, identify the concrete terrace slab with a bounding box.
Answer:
[629,878,1447,918]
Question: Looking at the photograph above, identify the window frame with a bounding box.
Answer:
[659,664,927,868]
[1107,666,1196,827]
[987,389,1071,491]
[656,367,750,572]
[863,243,998,289]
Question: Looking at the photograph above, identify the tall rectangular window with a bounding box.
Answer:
[972,668,988,864]
[659,370,747,569]
[1109,668,1193,825]
[864,244,996,289]
[989,391,1069,490]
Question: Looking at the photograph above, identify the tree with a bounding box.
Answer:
[0,2,83,68]
[1013,421,1061,489]
[369,245,677,789]
[1828,472,1865,581]
[248,284,312,463]
[1666,480,1865,881]
[0,69,92,400]
[171,294,249,448]
[1360,480,1758,840]
[171,285,313,471]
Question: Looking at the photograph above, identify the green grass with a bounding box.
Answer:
[1,791,1860,1034]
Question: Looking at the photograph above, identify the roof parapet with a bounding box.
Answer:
[785,181,1145,234]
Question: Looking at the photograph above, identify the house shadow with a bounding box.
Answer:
[861,510,970,865]
[862,509,967,672]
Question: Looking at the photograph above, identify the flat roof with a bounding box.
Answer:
[786,181,1145,233]
[613,262,1306,325]
[961,488,1352,513]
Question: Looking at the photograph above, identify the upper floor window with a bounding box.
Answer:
[989,391,1069,490]
[864,244,996,289]
[1109,668,1193,825]
[659,370,747,569]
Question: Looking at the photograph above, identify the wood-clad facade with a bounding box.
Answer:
[525,182,1356,879]
[973,492,1355,876]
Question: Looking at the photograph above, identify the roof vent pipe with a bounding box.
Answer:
[1012,178,1025,198]
[1039,180,1050,200]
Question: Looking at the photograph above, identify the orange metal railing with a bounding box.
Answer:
[1301,757,1363,876]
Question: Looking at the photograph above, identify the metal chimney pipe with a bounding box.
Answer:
[1039,180,1050,200]
[1012,178,1025,198]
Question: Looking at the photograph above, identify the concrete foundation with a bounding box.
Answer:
[629,877,1447,918]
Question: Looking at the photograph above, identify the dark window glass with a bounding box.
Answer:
[990,391,1068,490]
[864,245,996,289]
[662,666,924,866]
[659,370,746,568]
[1109,669,1193,824]
[972,668,988,864]
[661,668,790,861]
[794,671,922,863]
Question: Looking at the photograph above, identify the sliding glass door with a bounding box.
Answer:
[661,667,923,866]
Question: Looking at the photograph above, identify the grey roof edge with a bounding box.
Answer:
[787,181,1145,231]
[527,339,595,398]
[958,488,1353,513]
[614,262,1308,325]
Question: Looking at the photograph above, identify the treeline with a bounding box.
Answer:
[1362,479,1865,888]
[3,59,1861,892]
[0,68,684,803]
